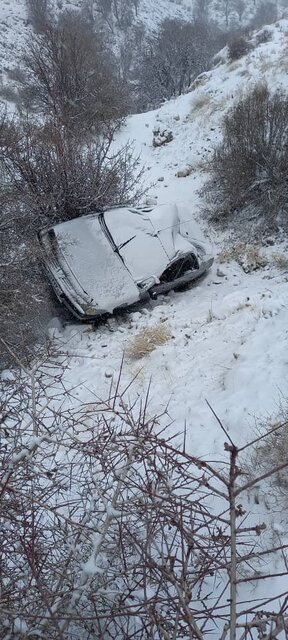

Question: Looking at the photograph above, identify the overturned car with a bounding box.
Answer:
[38,203,213,319]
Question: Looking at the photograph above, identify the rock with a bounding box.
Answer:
[145,196,158,205]
[153,130,173,147]
[176,168,192,178]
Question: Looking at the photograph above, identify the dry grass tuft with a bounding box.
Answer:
[272,252,288,270]
[127,323,171,359]
[187,91,210,119]
[217,243,246,264]
[217,243,268,272]
[244,246,268,271]
[246,409,288,506]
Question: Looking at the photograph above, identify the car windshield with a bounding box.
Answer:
[104,208,169,283]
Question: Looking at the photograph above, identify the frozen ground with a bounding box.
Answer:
[0,0,277,79]
[49,19,288,462]
[2,17,288,632]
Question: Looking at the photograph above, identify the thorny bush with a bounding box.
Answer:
[1,354,288,639]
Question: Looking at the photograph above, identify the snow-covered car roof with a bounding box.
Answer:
[104,204,203,284]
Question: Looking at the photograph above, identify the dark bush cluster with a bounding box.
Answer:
[135,18,225,110]
[228,35,251,60]
[209,85,288,233]
[250,0,278,29]
[26,0,52,32]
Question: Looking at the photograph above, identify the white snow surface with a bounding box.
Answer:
[0,0,282,81]
[3,15,288,627]
[52,18,288,461]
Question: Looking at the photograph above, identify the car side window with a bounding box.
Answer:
[160,254,198,283]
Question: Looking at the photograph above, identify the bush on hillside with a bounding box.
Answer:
[250,0,278,28]
[26,0,52,32]
[209,85,288,233]
[1,119,144,224]
[0,10,142,366]
[255,28,272,44]
[136,18,224,110]
[2,368,288,638]
[20,10,129,136]
[228,35,251,60]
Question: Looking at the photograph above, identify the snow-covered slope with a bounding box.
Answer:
[2,15,288,626]
[45,19,288,463]
[0,0,283,78]
[0,0,193,74]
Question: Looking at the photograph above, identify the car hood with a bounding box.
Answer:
[49,215,140,313]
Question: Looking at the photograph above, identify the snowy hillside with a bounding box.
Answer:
[0,0,283,78]
[2,9,288,636]
[0,0,193,73]
[47,18,288,457]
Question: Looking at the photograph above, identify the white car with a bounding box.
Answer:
[38,204,213,319]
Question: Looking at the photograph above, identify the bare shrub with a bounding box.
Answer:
[255,27,272,44]
[0,10,142,365]
[0,85,20,103]
[251,0,278,29]
[26,0,52,33]
[127,322,171,359]
[21,10,129,135]
[95,0,137,31]
[1,119,145,224]
[228,35,251,60]
[1,365,288,638]
[233,0,245,22]
[0,227,56,369]
[136,18,223,110]
[247,411,288,506]
[208,85,288,233]
[6,66,27,84]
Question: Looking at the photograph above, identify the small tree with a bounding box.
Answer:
[233,0,245,22]
[193,0,211,24]
[21,11,129,136]
[2,365,288,638]
[137,18,221,109]
[95,0,138,31]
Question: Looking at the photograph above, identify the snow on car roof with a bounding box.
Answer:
[104,207,170,283]
[104,204,196,283]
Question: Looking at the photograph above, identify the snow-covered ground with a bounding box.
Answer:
[2,15,288,634]
[0,0,192,75]
[0,0,280,80]
[46,19,288,463]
